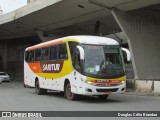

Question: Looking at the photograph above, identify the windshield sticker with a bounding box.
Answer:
[95,65,100,71]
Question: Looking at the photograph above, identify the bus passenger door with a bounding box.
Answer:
[72,47,84,94]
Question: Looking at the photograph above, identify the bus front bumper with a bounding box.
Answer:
[81,82,126,96]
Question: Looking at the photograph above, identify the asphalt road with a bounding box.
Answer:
[0,81,160,119]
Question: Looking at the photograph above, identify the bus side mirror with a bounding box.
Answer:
[121,47,131,62]
[76,46,84,60]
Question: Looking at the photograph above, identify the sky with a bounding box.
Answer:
[0,0,27,14]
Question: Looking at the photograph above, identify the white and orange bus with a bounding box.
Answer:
[24,36,130,100]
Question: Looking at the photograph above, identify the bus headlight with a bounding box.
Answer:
[86,81,97,86]
[81,77,97,85]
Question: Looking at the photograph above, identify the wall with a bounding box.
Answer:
[0,37,40,81]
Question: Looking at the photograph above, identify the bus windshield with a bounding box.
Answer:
[82,44,125,78]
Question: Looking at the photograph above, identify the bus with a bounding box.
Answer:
[24,35,131,100]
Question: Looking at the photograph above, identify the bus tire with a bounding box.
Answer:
[24,83,26,88]
[98,95,108,101]
[35,80,47,95]
[65,82,77,100]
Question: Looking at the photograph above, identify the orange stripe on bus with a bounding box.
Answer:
[28,62,42,73]
[26,39,64,51]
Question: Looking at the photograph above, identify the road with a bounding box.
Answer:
[0,81,160,119]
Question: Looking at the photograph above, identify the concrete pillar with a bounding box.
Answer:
[111,8,160,80]
[0,41,3,71]
[0,5,3,15]
[2,41,8,72]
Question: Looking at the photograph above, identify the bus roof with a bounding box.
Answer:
[70,35,119,45]
[26,35,119,51]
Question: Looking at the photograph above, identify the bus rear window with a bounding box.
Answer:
[25,51,29,62]
[29,50,35,62]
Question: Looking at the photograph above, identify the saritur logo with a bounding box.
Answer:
[43,64,60,71]
[40,61,63,73]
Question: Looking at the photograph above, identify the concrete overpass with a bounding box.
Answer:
[1,0,160,93]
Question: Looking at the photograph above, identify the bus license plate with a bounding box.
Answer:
[105,91,111,94]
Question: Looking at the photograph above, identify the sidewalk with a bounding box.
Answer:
[126,79,160,96]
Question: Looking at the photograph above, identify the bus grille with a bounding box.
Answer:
[96,84,122,87]
[96,88,118,92]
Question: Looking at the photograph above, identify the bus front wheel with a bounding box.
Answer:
[35,80,47,95]
[65,82,77,100]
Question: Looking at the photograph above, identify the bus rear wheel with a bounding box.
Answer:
[65,82,77,100]
[35,80,47,95]
[98,95,108,101]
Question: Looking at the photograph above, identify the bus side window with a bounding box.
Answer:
[122,50,128,63]
[50,45,58,60]
[25,51,29,62]
[35,49,41,61]
[58,43,68,59]
[29,50,35,62]
[74,52,80,71]
[68,42,79,64]
[42,47,49,61]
